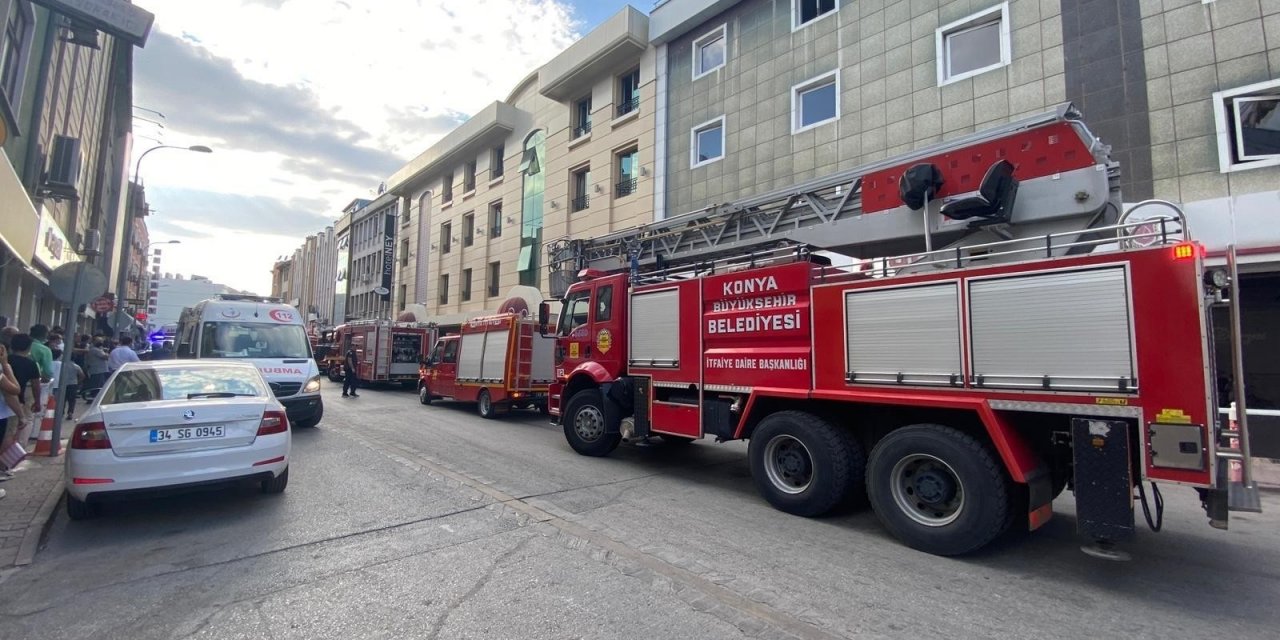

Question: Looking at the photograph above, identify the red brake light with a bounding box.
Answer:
[257,410,289,435]
[71,421,112,450]
[1173,242,1199,260]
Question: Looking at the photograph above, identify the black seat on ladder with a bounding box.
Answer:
[898,163,944,210]
[939,159,1018,224]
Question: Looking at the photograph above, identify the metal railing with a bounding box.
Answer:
[572,195,589,211]
[617,96,640,117]
[574,122,592,138]
[615,176,638,198]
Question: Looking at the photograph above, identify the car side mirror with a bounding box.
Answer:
[538,301,550,336]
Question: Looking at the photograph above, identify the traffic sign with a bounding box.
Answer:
[135,312,148,321]
[91,296,115,313]
[49,262,107,305]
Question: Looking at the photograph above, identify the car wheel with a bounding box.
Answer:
[477,389,496,420]
[866,424,1012,556]
[562,389,620,457]
[418,383,433,405]
[65,492,97,521]
[261,467,289,494]
[327,366,344,382]
[748,411,863,517]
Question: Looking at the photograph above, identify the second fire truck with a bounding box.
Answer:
[539,105,1261,557]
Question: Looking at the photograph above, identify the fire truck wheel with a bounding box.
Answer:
[866,424,1011,556]
[563,389,621,457]
[749,411,860,517]
[327,367,344,383]
[477,389,497,419]
[418,384,433,405]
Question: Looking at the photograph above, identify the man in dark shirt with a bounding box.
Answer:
[7,334,42,445]
[342,347,359,398]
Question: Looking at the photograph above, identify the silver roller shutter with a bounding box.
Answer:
[630,289,680,366]
[458,332,485,380]
[531,334,554,383]
[845,283,962,385]
[481,329,510,382]
[968,267,1135,391]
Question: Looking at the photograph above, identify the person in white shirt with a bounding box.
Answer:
[107,335,141,372]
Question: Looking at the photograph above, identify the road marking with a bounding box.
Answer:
[346,428,845,640]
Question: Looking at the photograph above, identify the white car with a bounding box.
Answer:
[65,360,291,520]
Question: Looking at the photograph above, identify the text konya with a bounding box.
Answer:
[707,275,802,334]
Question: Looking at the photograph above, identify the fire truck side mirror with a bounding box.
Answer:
[537,302,551,336]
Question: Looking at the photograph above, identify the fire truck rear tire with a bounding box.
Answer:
[866,424,1011,556]
[418,383,433,405]
[327,367,344,383]
[477,389,497,419]
[749,411,861,517]
[563,389,621,457]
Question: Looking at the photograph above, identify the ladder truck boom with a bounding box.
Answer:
[547,103,1118,293]
[538,106,1261,558]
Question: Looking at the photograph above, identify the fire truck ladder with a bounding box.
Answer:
[547,103,1120,294]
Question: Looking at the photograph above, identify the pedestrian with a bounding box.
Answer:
[108,335,140,373]
[342,346,359,397]
[0,343,25,491]
[0,326,15,348]
[50,348,85,420]
[6,334,42,445]
[83,336,110,397]
[28,324,54,382]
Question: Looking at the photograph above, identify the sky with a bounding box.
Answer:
[134,0,637,295]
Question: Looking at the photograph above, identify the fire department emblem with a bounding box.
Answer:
[596,329,612,354]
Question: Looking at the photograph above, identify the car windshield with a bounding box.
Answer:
[100,366,268,405]
[200,321,312,359]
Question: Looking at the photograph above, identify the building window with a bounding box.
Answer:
[438,273,449,305]
[491,144,504,179]
[936,3,1010,86]
[463,160,477,193]
[793,0,837,30]
[571,166,590,212]
[518,130,546,288]
[1,1,33,119]
[574,96,592,138]
[461,268,472,302]
[400,238,409,267]
[440,221,452,254]
[617,68,640,117]
[488,201,503,238]
[616,148,639,198]
[1214,79,1280,172]
[692,24,727,80]
[691,116,726,168]
[442,173,454,203]
[462,212,474,247]
[487,261,501,297]
[791,70,840,134]
[398,284,407,311]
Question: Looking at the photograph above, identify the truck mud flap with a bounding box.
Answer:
[601,379,634,435]
[1072,418,1135,542]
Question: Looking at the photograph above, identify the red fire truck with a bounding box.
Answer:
[329,320,435,387]
[540,105,1261,557]
[418,313,555,418]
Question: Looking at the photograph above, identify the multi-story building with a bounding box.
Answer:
[123,206,150,312]
[0,0,147,331]
[149,274,244,330]
[270,256,293,305]
[387,6,658,320]
[331,209,352,324]
[345,193,397,321]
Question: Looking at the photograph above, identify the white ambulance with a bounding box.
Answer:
[175,294,323,427]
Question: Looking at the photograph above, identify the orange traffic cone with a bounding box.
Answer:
[33,393,57,456]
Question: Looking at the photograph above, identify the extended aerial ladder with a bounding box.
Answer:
[547,103,1122,295]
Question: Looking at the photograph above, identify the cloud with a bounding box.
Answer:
[146,187,339,238]
[135,32,404,186]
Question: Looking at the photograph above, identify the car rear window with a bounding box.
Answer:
[101,367,268,404]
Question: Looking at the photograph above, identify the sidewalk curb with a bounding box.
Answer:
[15,478,63,567]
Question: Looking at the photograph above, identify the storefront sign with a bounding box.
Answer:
[380,212,395,301]
[33,208,75,271]
[30,0,155,47]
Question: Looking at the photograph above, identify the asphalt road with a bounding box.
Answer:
[2,383,1279,639]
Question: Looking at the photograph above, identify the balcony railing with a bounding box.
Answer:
[615,176,637,198]
[616,96,639,117]
[571,194,589,211]
[573,121,592,138]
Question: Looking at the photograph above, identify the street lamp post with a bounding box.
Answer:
[113,144,211,334]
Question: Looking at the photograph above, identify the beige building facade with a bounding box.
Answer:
[387,6,658,320]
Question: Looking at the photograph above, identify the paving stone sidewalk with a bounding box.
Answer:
[0,444,65,568]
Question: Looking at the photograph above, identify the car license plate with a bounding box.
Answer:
[149,425,224,443]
